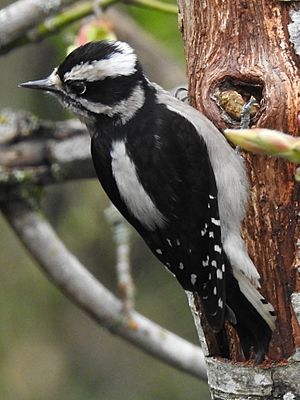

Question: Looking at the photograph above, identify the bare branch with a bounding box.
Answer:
[0,0,77,52]
[105,204,136,311]
[0,109,86,144]
[0,111,94,186]
[0,135,94,187]
[1,199,207,381]
[0,0,177,54]
[31,0,177,44]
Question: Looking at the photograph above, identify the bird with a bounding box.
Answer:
[20,40,276,364]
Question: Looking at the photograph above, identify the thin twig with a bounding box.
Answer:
[0,0,177,54]
[29,0,119,42]
[124,0,177,13]
[1,199,207,381]
[32,0,177,42]
[105,204,135,311]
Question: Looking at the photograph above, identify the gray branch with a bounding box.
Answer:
[1,199,207,381]
[206,357,300,400]
[0,110,94,187]
[0,0,76,51]
[105,204,136,311]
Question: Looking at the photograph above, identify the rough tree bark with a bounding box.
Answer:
[178,0,300,398]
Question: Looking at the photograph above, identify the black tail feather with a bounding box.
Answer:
[225,273,273,364]
[215,329,230,359]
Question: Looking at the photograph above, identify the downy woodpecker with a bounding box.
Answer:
[20,40,276,363]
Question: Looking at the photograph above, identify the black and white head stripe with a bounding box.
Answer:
[58,41,137,82]
[66,83,146,124]
[54,41,146,124]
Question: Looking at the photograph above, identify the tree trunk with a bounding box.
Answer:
[178,0,300,398]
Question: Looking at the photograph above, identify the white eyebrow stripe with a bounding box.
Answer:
[64,52,137,82]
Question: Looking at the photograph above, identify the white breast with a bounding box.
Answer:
[110,140,166,230]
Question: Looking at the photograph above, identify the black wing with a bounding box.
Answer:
[124,105,227,331]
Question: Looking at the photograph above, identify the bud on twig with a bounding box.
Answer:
[225,128,300,164]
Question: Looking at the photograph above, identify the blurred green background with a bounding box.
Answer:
[0,1,210,399]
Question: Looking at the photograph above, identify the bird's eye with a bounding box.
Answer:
[65,81,86,95]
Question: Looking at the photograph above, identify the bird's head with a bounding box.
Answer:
[20,40,147,124]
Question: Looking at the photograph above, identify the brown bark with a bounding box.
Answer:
[178,0,300,363]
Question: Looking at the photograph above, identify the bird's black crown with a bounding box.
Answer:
[57,41,130,80]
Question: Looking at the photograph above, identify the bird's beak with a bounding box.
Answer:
[19,70,62,93]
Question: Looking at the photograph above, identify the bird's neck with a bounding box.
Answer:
[87,80,158,140]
